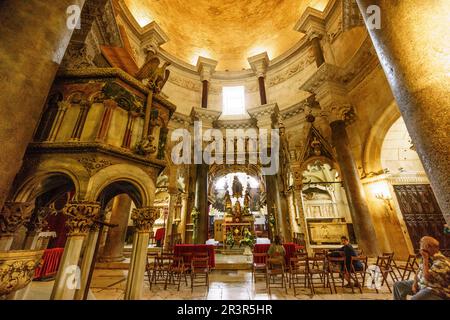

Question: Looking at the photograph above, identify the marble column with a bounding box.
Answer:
[51,201,100,300]
[99,194,132,262]
[178,194,188,243]
[0,202,35,251]
[74,227,99,300]
[163,190,178,250]
[96,99,117,142]
[194,164,209,244]
[201,80,209,109]
[310,35,325,67]
[331,120,379,256]
[357,0,450,223]
[0,0,85,208]
[265,174,288,241]
[124,207,157,300]
[70,100,90,140]
[248,52,269,106]
[47,101,70,142]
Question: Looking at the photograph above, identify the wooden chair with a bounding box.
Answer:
[145,252,159,288]
[349,256,368,294]
[289,256,309,295]
[382,252,400,282]
[252,253,268,283]
[165,256,188,291]
[180,252,193,273]
[307,256,332,295]
[374,255,395,293]
[191,257,210,292]
[148,231,156,246]
[266,257,288,294]
[149,256,172,289]
[394,254,419,280]
[327,256,347,294]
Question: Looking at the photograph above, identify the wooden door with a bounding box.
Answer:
[394,184,449,256]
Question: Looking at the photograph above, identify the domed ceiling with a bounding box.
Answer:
[123,0,329,71]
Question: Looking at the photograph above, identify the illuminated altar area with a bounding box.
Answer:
[209,172,267,249]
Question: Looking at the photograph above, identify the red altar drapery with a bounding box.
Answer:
[174,244,215,268]
[34,248,64,280]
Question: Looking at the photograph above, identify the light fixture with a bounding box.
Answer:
[373,182,394,211]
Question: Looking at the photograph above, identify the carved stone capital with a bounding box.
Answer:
[131,207,158,232]
[63,201,101,236]
[325,104,357,125]
[0,202,35,235]
[196,57,218,82]
[0,250,44,297]
[248,52,270,78]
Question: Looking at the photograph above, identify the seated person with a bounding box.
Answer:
[330,236,363,286]
[267,236,286,266]
[393,236,450,300]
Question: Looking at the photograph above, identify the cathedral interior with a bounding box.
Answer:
[0,0,449,302]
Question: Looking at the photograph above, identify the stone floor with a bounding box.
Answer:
[28,269,394,300]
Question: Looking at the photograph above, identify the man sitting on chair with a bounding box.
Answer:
[393,236,450,300]
[330,236,363,287]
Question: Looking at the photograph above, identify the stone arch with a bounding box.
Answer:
[363,101,401,173]
[85,164,156,208]
[12,158,88,202]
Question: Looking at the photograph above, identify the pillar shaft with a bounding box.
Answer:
[70,102,90,140]
[96,99,116,142]
[331,120,379,256]
[0,0,85,207]
[258,76,268,105]
[201,80,209,109]
[357,0,450,223]
[74,229,99,300]
[163,193,178,250]
[100,194,132,262]
[311,37,325,67]
[194,164,209,244]
[265,175,290,241]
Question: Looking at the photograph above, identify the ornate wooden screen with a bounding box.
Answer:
[394,184,449,256]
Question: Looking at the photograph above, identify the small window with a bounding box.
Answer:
[222,86,245,115]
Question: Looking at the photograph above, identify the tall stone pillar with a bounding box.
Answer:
[357,0,450,223]
[124,207,157,300]
[99,194,132,262]
[0,0,86,207]
[51,201,101,300]
[163,189,178,250]
[248,52,270,105]
[197,56,218,109]
[331,120,379,256]
[0,202,35,251]
[74,227,99,300]
[301,64,379,255]
[194,164,209,244]
[178,194,188,243]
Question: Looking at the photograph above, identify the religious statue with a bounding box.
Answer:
[233,201,242,220]
[311,137,322,156]
[243,189,252,216]
[224,190,232,216]
[231,175,243,198]
[135,135,157,156]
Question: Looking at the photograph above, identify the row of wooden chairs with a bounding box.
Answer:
[146,251,210,292]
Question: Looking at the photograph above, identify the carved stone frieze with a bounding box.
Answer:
[0,202,35,235]
[267,50,316,88]
[131,207,158,232]
[63,201,101,236]
[78,157,113,176]
[342,0,365,31]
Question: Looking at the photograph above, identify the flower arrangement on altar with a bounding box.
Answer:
[239,228,256,248]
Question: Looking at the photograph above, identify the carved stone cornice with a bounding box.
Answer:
[0,202,35,235]
[141,21,169,54]
[131,207,158,232]
[247,103,280,121]
[294,7,327,40]
[0,250,44,298]
[26,142,166,170]
[190,108,222,128]
[267,50,316,88]
[342,0,365,31]
[214,118,257,130]
[63,201,101,236]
